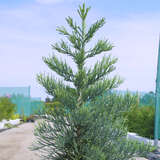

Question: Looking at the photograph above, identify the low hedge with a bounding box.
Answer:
[125,105,155,139]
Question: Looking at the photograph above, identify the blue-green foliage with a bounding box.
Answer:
[32,92,152,160]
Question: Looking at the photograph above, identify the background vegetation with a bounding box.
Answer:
[0,97,16,121]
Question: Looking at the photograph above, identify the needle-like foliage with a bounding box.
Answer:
[32,3,152,160]
[37,3,122,109]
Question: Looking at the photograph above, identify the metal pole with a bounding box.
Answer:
[154,38,160,146]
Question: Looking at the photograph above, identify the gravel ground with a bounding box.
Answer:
[0,122,39,160]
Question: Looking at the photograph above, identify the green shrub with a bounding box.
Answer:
[44,101,64,114]
[125,106,155,139]
[20,114,28,122]
[10,114,20,120]
[0,97,16,121]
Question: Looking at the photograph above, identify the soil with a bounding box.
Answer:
[0,122,39,160]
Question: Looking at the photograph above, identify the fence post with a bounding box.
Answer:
[154,38,160,146]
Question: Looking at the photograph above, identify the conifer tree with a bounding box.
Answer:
[37,3,122,110]
[32,3,152,160]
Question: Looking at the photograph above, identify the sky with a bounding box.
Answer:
[1,0,160,100]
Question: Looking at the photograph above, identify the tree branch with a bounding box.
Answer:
[84,18,105,43]
[37,74,77,109]
[82,76,123,102]
[43,55,74,82]
[52,40,75,57]
[86,40,113,59]
[85,56,118,87]
[56,26,82,51]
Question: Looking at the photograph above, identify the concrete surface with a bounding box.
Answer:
[127,132,156,146]
[0,123,155,160]
[0,123,39,160]
[0,119,21,129]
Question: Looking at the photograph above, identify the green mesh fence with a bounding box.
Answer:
[139,91,155,107]
[0,86,44,116]
[30,100,44,115]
